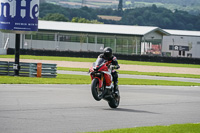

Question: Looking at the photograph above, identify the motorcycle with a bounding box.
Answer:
[89,57,120,108]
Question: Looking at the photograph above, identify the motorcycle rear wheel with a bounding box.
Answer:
[91,78,104,101]
[108,90,120,108]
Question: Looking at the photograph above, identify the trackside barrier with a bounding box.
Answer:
[0,61,57,78]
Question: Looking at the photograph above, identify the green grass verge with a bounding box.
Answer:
[58,67,89,72]
[118,60,200,68]
[0,55,199,68]
[0,74,200,86]
[85,123,200,133]
[119,78,200,86]
[0,55,96,62]
[57,67,200,79]
[0,74,91,84]
[119,70,200,79]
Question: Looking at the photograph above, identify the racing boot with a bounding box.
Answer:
[114,81,119,97]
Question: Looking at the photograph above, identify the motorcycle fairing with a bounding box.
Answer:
[103,72,112,86]
[90,57,113,88]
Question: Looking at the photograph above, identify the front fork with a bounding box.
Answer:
[91,73,113,93]
[90,73,104,89]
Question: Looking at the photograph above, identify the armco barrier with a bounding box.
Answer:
[0,61,57,78]
[0,61,9,75]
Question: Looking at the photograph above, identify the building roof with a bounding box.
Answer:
[164,29,200,37]
[38,20,169,36]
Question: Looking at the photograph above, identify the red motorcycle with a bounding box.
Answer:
[89,57,120,108]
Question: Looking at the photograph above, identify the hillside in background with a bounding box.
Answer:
[46,0,118,8]
[132,0,200,15]
[136,0,200,5]
[39,3,200,31]
[46,0,200,15]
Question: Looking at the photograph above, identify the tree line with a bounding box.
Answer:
[134,0,200,5]
[39,3,200,31]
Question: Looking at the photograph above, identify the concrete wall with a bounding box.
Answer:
[0,32,14,55]
[0,32,16,49]
[0,48,6,55]
[24,40,104,52]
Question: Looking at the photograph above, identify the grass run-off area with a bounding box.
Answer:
[0,55,199,68]
[58,67,200,79]
[85,123,200,133]
[0,74,200,86]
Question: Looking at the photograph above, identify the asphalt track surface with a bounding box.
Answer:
[0,84,200,133]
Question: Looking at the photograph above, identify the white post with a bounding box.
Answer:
[95,35,97,52]
[114,36,116,53]
[55,33,58,50]
[4,38,9,49]
[30,34,32,49]
[127,39,128,55]
[86,34,88,51]
[136,37,138,55]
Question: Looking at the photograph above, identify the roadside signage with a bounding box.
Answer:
[169,45,189,51]
[0,0,39,33]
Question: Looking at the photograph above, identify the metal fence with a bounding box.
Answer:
[0,61,57,78]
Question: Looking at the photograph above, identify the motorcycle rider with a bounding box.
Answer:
[98,47,120,94]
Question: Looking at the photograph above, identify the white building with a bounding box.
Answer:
[162,29,200,58]
[0,20,169,55]
[1,21,200,58]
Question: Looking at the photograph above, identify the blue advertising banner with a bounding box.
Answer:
[0,0,39,33]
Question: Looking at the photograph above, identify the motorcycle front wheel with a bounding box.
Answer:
[91,78,104,101]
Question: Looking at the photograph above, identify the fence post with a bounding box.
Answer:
[14,34,21,76]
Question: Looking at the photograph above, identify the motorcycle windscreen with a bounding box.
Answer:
[94,58,106,67]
